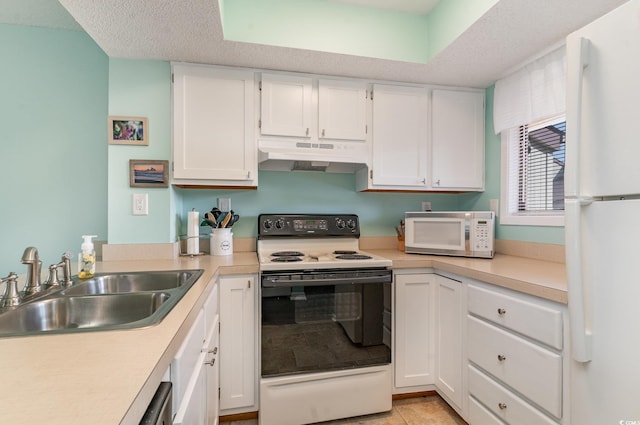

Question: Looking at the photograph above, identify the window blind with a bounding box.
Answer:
[507,117,565,215]
[493,47,566,134]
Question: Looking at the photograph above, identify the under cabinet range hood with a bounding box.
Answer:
[257,139,368,173]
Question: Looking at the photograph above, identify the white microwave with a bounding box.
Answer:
[404,211,495,258]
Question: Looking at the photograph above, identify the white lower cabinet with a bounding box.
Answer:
[219,274,257,413]
[172,280,219,425]
[465,281,567,425]
[394,272,435,388]
[434,275,463,409]
[393,272,568,425]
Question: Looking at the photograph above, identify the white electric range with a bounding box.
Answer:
[257,214,393,425]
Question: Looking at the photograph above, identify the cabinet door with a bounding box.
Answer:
[172,64,256,183]
[318,79,367,141]
[431,90,485,190]
[435,275,463,408]
[173,352,207,425]
[219,275,255,410]
[206,315,220,425]
[394,273,435,388]
[260,74,313,137]
[172,309,205,415]
[372,84,428,187]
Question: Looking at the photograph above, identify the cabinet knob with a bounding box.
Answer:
[306,128,309,136]
[322,129,325,137]
[498,402,507,410]
[435,179,440,186]
[497,308,506,316]
[498,354,507,362]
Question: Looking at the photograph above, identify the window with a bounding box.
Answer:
[500,115,565,226]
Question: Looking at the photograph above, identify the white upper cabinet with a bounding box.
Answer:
[260,74,313,138]
[260,74,367,142]
[318,79,367,141]
[367,84,429,188]
[172,64,257,187]
[431,90,485,191]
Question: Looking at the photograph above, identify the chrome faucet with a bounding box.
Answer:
[21,247,42,296]
[44,252,73,289]
[0,272,21,308]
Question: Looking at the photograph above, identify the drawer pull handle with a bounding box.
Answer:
[498,354,507,362]
[498,402,507,410]
[497,308,506,316]
[205,358,216,367]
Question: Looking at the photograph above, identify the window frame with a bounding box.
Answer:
[500,117,565,227]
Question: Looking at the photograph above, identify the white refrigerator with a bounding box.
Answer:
[565,0,640,424]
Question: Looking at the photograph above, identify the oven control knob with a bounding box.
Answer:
[263,219,273,230]
[335,218,345,229]
[275,218,285,230]
[346,219,356,230]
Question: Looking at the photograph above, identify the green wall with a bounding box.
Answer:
[0,24,108,273]
[221,0,429,63]
[177,172,462,241]
[107,59,174,244]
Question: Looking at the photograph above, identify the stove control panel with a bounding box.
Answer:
[258,214,360,237]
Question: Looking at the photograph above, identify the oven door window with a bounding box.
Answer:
[261,281,391,378]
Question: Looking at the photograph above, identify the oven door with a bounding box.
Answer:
[260,268,391,378]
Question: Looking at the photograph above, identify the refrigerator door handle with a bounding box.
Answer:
[565,37,590,198]
[565,198,592,362]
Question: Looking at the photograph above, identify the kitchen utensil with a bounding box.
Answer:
[220,212,232,228]
[203,212,218,228]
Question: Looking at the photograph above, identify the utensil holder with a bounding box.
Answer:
[210,228,233,256]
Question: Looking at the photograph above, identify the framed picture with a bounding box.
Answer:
[129,160,169,188]
[108,116,148,146]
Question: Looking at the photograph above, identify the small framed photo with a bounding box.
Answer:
[108,116,148,146]
[129,160,169,188]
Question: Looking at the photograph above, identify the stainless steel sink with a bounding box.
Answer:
[62,270,198,295]
[0,292,171,335]
[0,269,204,337]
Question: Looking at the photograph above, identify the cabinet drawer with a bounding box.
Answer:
[468,365,559,425]
[468,396,506,425]
[467,316,562,418]
[172,309,205,413]
[468,285,563,350]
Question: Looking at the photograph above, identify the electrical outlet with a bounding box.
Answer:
[218,197,231,212]
[133,193,148,215]
[422,201,432,211]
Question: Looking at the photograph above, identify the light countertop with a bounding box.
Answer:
[0,250,566,425]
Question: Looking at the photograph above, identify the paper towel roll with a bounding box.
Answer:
[187,211,199,255]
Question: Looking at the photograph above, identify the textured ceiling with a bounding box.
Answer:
[7,0,631,88]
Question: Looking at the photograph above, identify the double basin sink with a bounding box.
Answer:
[0,269,203,337]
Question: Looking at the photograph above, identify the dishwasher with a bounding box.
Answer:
[139,381,172,425]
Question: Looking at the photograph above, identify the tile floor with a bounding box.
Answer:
[221,395,468,425]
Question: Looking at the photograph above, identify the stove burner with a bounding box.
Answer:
[271,256,303,262]
[272,251,305,257]
[335,254,372,260]
[333,250,357,255]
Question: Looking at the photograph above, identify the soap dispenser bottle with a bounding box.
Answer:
[78,235,97,279]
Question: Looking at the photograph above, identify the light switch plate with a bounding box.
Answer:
[422,201,432,211]
[490,199,499,216]
[133,193,148,215]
